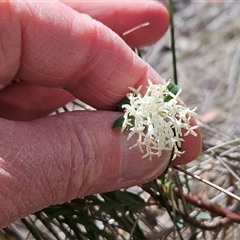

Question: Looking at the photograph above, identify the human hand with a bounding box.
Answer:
[0,0,201,228]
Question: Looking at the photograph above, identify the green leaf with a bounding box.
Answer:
[188,232,199,240]
[103,190,145,205]
[35,212,62,240]
[168,82,179,95]
[195,212,211,221]
[113,97,130,111]
[21,218,44,240]
[164,82,180,102]
[174,215,184,230]
[112,115,135,129]
[166,179,175,196]
[112,116,124,129]
[128,115,135,126]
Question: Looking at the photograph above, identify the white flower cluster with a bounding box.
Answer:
[121,80,198,160]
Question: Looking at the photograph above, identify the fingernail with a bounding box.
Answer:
[121,132,171,181]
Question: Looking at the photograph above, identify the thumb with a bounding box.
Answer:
[0,111,171,228]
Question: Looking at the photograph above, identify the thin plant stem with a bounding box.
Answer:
[169,0,178,85]
[174,165,240,202]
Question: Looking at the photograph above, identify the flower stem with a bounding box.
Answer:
[169,0,178,85]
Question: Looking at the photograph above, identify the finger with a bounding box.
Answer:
[1,1,165,109]
[0,111,172,228]
[62,0,169,47]
[172,118,202,165]
[0,0,169,120]
[0,82,74,120]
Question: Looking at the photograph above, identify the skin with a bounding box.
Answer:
[0,0,202,228]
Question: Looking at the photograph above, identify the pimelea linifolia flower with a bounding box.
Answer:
[114,80,198,160]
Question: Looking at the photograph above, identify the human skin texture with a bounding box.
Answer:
[0,0,201,228]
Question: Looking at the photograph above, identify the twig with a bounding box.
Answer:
[204,138,240,154]
[173,165,240,202]
[172,171,195,235]
[173,166,240,201]
[173,187,240,224]
[174,208,222,231]
[217,156,240,183]
[143,185,224,231]
[129,210,143,240]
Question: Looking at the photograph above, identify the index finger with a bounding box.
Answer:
[1,1,167,110]
[62,0,169,47]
